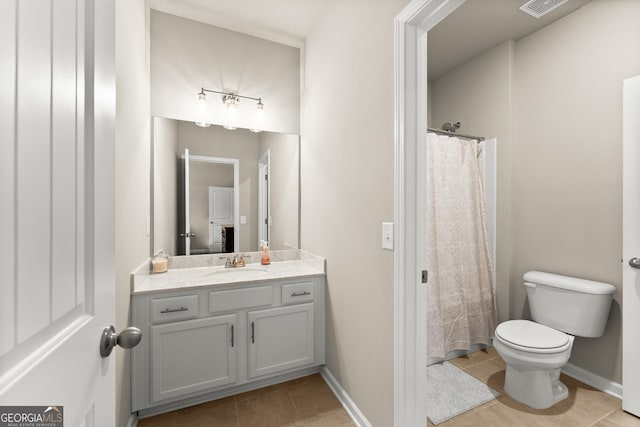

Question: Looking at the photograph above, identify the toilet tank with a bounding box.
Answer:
[524,271,615,338]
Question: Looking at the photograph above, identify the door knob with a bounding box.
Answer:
[629,257,640,269]
[100,326,142,357]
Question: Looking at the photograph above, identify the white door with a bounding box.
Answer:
[182,148,193,255]
[0,0,116,426]
[208,186,234,252]
[622,75,640,417]
[258,150,271,248]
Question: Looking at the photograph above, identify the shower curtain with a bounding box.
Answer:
[426,133,497,359]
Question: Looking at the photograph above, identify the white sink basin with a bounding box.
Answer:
[205,267,268,277]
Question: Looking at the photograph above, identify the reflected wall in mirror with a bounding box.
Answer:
[152,117,299,256]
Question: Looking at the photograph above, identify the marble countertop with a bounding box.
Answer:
[132,259,325,295]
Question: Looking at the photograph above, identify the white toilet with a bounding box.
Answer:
[493,271,615,409]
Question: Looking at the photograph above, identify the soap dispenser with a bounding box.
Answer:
[261,242,271,265]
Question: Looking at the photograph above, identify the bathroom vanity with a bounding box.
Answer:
[130,253,325,416]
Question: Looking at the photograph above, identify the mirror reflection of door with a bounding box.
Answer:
[209,186,233,253]
[189,160,234,254]
[258,149,270,247]
[153,119,299,256]
[178,148,192,255]
[178,151,239,255]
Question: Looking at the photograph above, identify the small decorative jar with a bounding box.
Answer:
[150,251,169,274]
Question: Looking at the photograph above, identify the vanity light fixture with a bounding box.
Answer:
[196,87,265,132]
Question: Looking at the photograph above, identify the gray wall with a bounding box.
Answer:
[115,1,150,426]
[301,1,409,425]
[153,117,178,255]
[430,0,640,384]
[150,10,300,134]
[512,0,640,383]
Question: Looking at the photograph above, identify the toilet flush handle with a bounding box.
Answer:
[629,257,640,269]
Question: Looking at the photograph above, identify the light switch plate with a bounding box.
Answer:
[382,222,394,251]
[240,216,247,224]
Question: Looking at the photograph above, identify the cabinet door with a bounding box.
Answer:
[151,314,237,403]
[248,303,314,378]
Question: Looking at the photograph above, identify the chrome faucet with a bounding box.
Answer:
[220,256,233,268]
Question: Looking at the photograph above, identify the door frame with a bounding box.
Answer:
[622,75,640,416]
[188,154,240,253]
[0,0,116,423]
[393,0,465,425]
[258,149,271,247]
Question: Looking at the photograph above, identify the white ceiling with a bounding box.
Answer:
[149,0,329,47]
[149,0,591,78]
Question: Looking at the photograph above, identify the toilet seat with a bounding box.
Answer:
[495,320,571,354]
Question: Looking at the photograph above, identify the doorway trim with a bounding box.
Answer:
[258,149,271,248]
[622,75,640,416]
[189,155,240,253]
[393,0,465,425]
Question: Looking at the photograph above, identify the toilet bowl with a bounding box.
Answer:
[493,271,615,409]
[494,320,574,409]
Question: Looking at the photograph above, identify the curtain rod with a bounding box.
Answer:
[427,127,485,142]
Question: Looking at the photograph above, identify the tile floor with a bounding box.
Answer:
[139,350,640,427]
[137,373,355,427]
[429,348,640,427]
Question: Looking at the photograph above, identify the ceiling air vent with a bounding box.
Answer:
[519,0,570,18]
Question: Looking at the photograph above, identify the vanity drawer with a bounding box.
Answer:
[209,286,273,313]
[151,295,198,324]
[282,282,314,305]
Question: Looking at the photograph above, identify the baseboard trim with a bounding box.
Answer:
[320,367,372,427]
[126,413,138,427]
[562,362,622,400]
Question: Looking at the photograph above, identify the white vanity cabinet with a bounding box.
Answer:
[248,303,315,378]
[150,314,237,402]
[131,275,325,416]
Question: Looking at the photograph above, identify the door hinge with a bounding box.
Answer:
[265,174,268,180]
[421,270,428,284]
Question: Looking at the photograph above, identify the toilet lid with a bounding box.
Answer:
[495,320,570,350]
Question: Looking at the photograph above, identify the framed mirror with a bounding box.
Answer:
[152,117,299,256]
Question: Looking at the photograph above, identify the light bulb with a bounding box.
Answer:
[250,99,265,133]
[195,90,209,127]
[223,94,239,130]
[197,90,207,111]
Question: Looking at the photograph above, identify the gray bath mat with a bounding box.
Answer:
[426,361,501,425]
